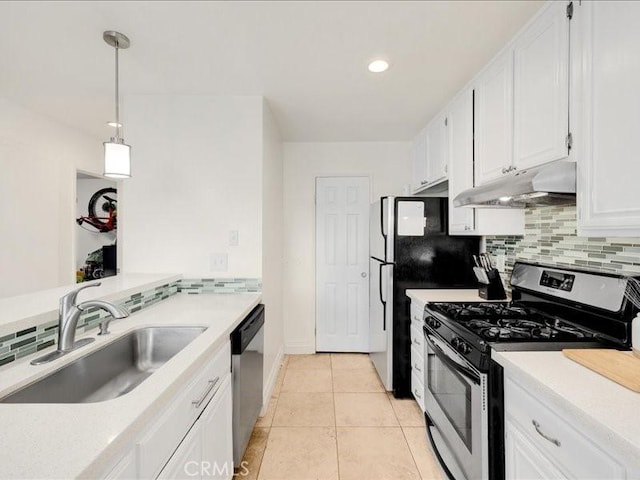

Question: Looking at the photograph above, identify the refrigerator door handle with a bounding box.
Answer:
[371,256,394,331]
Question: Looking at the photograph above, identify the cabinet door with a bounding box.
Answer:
[513,1,570,170]
[201,376,234,480]
[425,112,448,185]
[575,1,640,236]
[505,419,566,480]
[411,129,428,193]
[475,50,514,185]
[448,89,524,236]
[448,90,475,233]
[157,424,203,480]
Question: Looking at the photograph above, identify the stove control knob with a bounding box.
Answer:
[426,316,441,329]
[452,337,471,355]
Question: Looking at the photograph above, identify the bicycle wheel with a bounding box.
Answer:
[88,187,117,229]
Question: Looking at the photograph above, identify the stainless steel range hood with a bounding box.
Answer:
[453,160,576,208]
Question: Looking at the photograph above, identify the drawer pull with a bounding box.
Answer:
[532,420,561,447]
[413,388,422,399]
[192,376,220,408]
[413,316,421,321]
[413,363,422,373]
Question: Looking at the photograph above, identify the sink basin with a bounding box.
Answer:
[0,326,207,404]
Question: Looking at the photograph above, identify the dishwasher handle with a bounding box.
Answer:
[231,304,265,354]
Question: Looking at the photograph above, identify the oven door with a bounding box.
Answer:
[423,328,488,480]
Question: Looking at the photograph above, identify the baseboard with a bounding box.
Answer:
[261,345,284,416]
[284,342,316,355]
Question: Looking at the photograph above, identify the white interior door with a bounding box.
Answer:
[316,177,370,352]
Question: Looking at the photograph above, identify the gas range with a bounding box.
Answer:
[420,261,637,480]
[423,263,634,372]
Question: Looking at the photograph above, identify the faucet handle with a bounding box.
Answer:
[66,282,101,302]
[60,283,102,314]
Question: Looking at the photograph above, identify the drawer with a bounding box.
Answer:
[410,344,425,380]
[411,370,425,412]
[504,377,625,479]
[136,341,231,479]
[410,301,425,324]
[410,324,424,351]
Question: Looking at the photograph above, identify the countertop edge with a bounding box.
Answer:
[491,349,640,469]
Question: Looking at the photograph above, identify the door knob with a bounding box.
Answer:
[361,272,367,278]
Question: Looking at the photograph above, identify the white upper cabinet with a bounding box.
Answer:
[425,112,449,185]
[513,1,570,170]
[448,90,476,233]
[575,1,640,237]
[411,127,428,193]
[412,113,449,194]
[448,88,524,236]
[474,49,515,185]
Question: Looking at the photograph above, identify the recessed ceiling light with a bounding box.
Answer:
[368,60,389,73]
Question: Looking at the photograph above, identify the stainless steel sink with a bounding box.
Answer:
[0,326,207,404]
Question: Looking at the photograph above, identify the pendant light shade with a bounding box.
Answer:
[104,139,131,178]
[103,31,131,179]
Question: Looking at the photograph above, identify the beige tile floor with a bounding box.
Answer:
[239,353,443,480]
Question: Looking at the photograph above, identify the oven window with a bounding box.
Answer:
[428,351,473,452]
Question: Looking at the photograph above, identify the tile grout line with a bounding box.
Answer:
[330,354,341,480]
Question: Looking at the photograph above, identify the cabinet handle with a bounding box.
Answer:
[531,420,561,447]
[413,316,421,321]
[192,376,220,408]
[501,167,508,174]
[421,180,428,185]
[413,363,422,373]
[413,388,422,399]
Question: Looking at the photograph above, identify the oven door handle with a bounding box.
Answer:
[424,332,481,385]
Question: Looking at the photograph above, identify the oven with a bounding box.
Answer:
[423,325,488,480]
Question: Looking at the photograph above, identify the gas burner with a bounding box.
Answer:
[482,326,531,340]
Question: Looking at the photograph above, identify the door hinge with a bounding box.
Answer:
[566,2,574,19]
[566,132,573,151]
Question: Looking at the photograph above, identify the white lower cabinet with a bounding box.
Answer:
[504,374,627,479]
[409,299,425,412]
[505,419,566,480]
[158,375,233,480]
[104,341,233,480]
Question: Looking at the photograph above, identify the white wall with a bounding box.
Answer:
[121,95,263,277]
[282,142,411,353]
[0,98,102,298]
[261,100,284,401]
[75,177,117,270]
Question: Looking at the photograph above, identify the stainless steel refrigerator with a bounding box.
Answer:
[369,196,479,397]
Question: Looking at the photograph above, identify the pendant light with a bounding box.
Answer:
[103,31,131,178]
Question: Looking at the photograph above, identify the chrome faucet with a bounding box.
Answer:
[31,283,129,365]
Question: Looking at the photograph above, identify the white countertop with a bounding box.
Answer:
[0,273,181,337]
[406,289,508,305]
[492,350,640,468]
[0,293,261,480]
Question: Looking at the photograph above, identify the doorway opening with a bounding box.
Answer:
[75,172,118,282]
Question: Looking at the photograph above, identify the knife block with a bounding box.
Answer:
[478,268,507,300]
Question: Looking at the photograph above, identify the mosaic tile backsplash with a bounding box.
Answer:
[179,278,262,294]
[0,277,262,369]
[486,205,640,287]
[0,282,180,368]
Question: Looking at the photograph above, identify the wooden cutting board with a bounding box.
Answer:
[563,349,640,393]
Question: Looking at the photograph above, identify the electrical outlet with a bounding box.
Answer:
[229,230,239,247]
[210,253,228,272]
[496,254,506,273]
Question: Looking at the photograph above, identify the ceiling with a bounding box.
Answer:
[0,1,543,142]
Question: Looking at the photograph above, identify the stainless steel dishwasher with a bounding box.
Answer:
[231,304,264,466]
